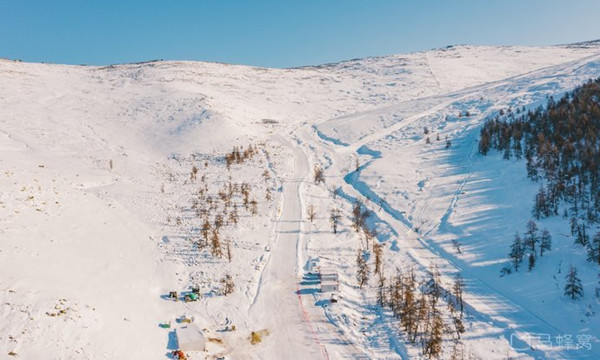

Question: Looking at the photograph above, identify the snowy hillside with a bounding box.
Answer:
[1,42,600,360]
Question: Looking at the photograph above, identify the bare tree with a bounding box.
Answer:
[314,165,325,184]
[373,242,383,275]
[329,208,341,234]
[226,237,232,262]
[249,198,258,216]
[221,274,235,295]
[307,204,317,222]
[211,228,222,258]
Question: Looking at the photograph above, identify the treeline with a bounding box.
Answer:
[479,78,600,225]
[479,78,600,266]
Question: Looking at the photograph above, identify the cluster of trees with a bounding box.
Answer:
[380,267,466,358]
[569,219,600,267]
[351,199,378,251]
[184,144,275,263]
[479,78,600,227]
[507,220,552,273]
[225,144,257,169]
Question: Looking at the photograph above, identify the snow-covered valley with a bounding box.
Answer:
[2,41,600,359]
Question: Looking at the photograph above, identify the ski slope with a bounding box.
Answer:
[2,41,600,359]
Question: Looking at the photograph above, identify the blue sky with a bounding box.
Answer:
[1,0,599,67]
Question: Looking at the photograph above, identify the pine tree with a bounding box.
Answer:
[356,249,369,289]
[540,229,552,257]
[201,218,211,246]
[564,265,584,300]
[401,272,417,337]
[509,232,525,271]
[528,253,535,271]
[449,305,465,340]
[576,222,589,246]
[414,288,428,343]
[329,208,341,234]
[587,232,600,266]
[373,242,383,275]
[424,313,444,358]
[351,200,369,233]
[377,269,386,307]
[425,266,442,309]
[453,273,465,317]
[524,220,539,254]
[211,228,222,258]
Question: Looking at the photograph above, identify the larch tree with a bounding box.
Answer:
[564,265,584,300]
[509,232,525,271]
[373,242,383,275]
[528,253,536,272]
[356,248,370,289]
[329,208,341,234]
[453,273,465,318]
[211,228,222,258]
[540,229,552,257]
[524,220,539,255]
[307,204,317,223]
[587,232,600,266]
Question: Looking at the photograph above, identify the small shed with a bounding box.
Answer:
[319,267,339,293]
[176,324,206,352]
[321,278,339,292]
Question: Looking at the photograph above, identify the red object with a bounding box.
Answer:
[172,350,187,359]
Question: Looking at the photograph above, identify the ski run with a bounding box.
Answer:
[2,41,600,359]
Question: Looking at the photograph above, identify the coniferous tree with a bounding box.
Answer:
[329,208,341,234]
[576,222,589,247]
[424,313,444,358]
[351,200,369,233]
[401,268,417,336]
[524,220,539,255]
[201,218,211,246]
[564,265,584,300]
[373,242,383,275]
[453,273,465,317]
[509,232,525,271]
[229,204,239,225]
[249,198,258,216]
[307,204,317,223]
[211,228,222,258]
[528,253,536,271]
[377,269,386,307]
[226,237,232,262]
[587,232,600,266]
[356,249,370,289]
[540,229,552,257]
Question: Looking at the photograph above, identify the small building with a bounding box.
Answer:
[319,267,339,293]
[321,278,339,292]
[176,324,206,352]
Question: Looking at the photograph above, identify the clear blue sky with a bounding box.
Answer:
[1,0,599,68]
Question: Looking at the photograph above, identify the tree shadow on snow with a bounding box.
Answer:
[296,288,319,295]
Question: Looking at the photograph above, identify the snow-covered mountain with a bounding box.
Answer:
[2,42,600,359]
